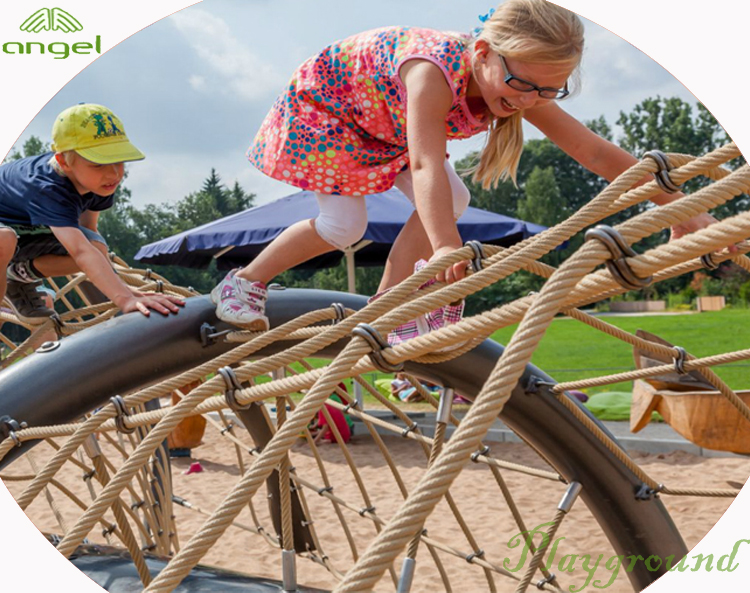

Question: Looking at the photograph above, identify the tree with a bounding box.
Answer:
[175,191,222,231]
[172,171,257,233]
[4,135,49,162]
[615,96,747,299]
[97,184,143,261]
[518,135,609,217]
[617,97,715,157]
[108,170,257,294]
[616,97,743,205]
[198,169,255,218]
[229,180,255,212]
[454,158,522,217]
[517,166,564,227]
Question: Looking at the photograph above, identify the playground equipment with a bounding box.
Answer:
[631,330,750,453]
[1,143,749,592]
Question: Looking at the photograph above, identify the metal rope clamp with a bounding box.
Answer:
[330,302,347,325]
[465,549,485,564]
[471,445,491,463]
[49,312,66,340]
[110,395,136,434]
[200,323,233,348]
[342,400,359,414]
[673,346,688,375]
[700,252,720,270]
[0,415,27,447]
[643,150,682,194]
[401,422,419,437]
[219,366,252,411]
[584,225,653,291]
[536,574,557,590]
[351,323,404,373]
[635,482,664,501]
[465,240,486,272]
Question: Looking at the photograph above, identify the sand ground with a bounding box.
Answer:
[3,423,749,593]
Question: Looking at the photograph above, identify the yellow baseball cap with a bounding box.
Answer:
[51,103,145,164]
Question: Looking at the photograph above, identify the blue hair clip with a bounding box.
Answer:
[472,7,495,38]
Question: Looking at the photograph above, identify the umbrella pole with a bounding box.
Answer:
[343,240,372,294]
[345,249,356,294]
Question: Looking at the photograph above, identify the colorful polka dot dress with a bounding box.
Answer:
[247,26,488,197]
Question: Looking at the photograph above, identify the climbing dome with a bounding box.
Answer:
[1,143,749,592]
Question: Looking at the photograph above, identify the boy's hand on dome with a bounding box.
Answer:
[118,291,185,317]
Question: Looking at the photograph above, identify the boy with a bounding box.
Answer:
[0,103,183,324]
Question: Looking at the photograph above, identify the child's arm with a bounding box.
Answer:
[400,59,468,283]
[78,209,100,233]
[50,225,184,316]
[313,426,328,444]
[524,103,719,238]
[78,209,140,296]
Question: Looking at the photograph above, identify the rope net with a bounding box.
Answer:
[0,143,749,592]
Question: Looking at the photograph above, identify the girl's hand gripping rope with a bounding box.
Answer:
[670,211,739,253]
[429,245,470,284]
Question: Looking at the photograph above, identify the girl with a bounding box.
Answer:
[211,0,715,331]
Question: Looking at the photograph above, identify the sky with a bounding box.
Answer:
[10,0,704,210]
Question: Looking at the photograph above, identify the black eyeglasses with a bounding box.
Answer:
[498,55,569,100]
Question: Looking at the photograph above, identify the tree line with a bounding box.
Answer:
[5,95,747,310]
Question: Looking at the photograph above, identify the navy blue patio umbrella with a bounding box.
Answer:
[134,188,547,293]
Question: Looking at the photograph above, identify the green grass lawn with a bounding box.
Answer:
[490,308,750,394]
[267,309,747,408]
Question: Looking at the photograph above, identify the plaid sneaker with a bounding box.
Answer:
[210,270,269,331]
[4,280,55,325]
[369,260,465,348]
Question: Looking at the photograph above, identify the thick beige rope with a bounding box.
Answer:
[331,163,750,591]
[2,142,747,592]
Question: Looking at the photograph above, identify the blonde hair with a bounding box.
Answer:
[466,0,584,188]
[48,151,76,176]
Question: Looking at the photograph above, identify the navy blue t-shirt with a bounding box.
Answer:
[0,153,114,228]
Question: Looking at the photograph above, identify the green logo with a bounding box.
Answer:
[20,8,83,33]
[3,7,98,59]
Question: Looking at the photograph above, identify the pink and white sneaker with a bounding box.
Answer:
[369,259,465,348]
[210,270,269,331]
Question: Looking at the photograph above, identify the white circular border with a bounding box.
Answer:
[0,1,747,591]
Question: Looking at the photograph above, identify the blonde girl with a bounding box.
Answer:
[212,0,715,333]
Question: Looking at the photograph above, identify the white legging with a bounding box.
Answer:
[314,160,471,250]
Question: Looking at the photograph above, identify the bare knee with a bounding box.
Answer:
[0,229,18,265]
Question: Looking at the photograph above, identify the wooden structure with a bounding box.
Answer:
[167,380,207,450]
[630,330,750,454]
[696,295,726,312]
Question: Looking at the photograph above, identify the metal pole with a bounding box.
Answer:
[273,367,298,592]
[282,549,298,592]
[353,380,364,409]
[342,239,372,295]
[397,557,416,593]
[437,387,454,427]
[345,248,356,294]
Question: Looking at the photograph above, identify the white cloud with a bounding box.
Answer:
[188,74,207,91]
[125,149,293,211]
[170,9,285,101]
